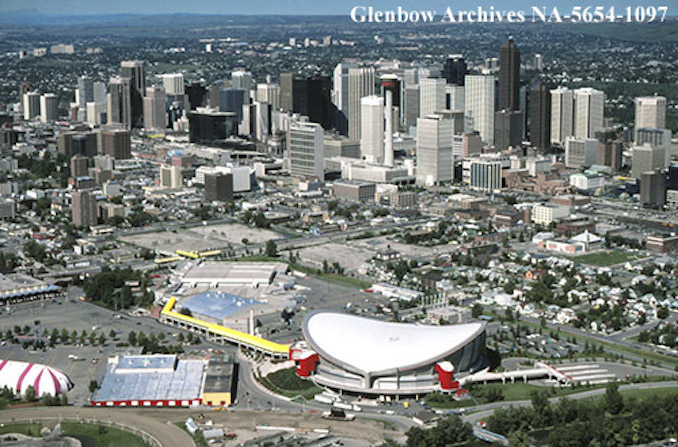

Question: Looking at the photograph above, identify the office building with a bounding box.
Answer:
[494,110,523,151]
[565,137,598,169]
[470,159,502,192]
[532,204,570,226]
[159,164,182,189]
[120,60,146,127]
[70,155,90,178]
[162,73,185,96]
[416,114,454,186]
[86,102,106,125]
[360,96,384,164]
[640,170,666,207]
[347,67,375,141]
[404,85,420,130]
[573,88,604,139]
[442,55,467,86]
[107,76,132,129]
[204,173,234,203]
[231,70,252,92]
[419,77,446,118]
[635,96,666,131]
[58,132,97,158]
[102,129,132,160]
[143,86,166,131]
[636,127,672,167]
[332,62,357,135]
[188,108,239,144]
[256,83,280,111]
[632,143,666,179]
[23,92,40,120]
[77,76,94,111]
[291,75,333,130]
[71,190,98,228]
[334,181,376,202]
[218,88,246,122]
[498,38,521,111]
[550,87,574,144]
[530,82,551,150]
[288,121,324,180]
[444,84,465,112]
[464,75,495,145]
[40,93,58,122]
[186,82,208,110]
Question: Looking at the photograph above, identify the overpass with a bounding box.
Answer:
[160,297,290,359]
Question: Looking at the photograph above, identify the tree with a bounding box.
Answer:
[98,333,106,345]
[265,240,277,258]
[61,328,69,343]
[604,381,623,415]
[24,385,36,401]
[657,307,669,319]
[128,331,137,346]
[23,240,47,262]
[253,212,269,228]
[89,380,98,393]
[472,303,483,318]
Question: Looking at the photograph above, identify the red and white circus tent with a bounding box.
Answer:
[0,359,73,397]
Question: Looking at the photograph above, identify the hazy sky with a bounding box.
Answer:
[1,0,676,15]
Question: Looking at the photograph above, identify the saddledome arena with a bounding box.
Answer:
[291,311,487,396]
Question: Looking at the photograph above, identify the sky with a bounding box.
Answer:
[0,0,676,16]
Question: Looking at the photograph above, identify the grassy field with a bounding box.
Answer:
[61,422,150,447]
[619,386,678,400]
[258,367,322,400]
[574,250,644,266]
[319,274,372,289]
[0,423,41,436]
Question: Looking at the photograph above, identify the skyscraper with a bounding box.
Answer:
[442,55,467,86]
[120,60,146,128]
[70,155,90,178]
[573,88,604,139]
[292,75,333,130]
[218,88,246,122]
[143,86,166,131]
[332,62,356,136]
[530,82,551,150]
[23,92,40,120]
[40,93,58,122]
[71,190,98,228]
[256,83,280,110]
[107,77,132,129]
[347,67,375,141]
[636,128,672,168]
[416,114,454,186]
[188,109,239,144]
[565,137,598,169]
[159,164,182,189]
[280,73,294,111]
[77,76,94,109]
[360,96,384,164]
[231,70,252,92]
[550,87,574,144]
[404,85,420,130]
[419,77,446,118]
[494,109,523,151]
[632,143,666,180]
[162,73,185,96]
[470,159,502,192]
[640,170,666,207]
[499,38,521,111]
[288,121,324,180]
[635,96,666,130]
[464,75,495,145]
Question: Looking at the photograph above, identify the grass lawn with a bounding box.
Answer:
[0,423,42,436]
[574,250,643,266]
[319,274,372,289]
[258,367,322,400]
[619,386,678,400]
[61,422,150,447]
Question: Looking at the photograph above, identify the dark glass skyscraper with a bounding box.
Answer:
[120,60,146,128]
[530,81,551,150]
[292,75,333,130]
[499,38,521,111]
[442,55,467,86]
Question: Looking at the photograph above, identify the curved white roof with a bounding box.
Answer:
[303,312,485,375]
[0,359,73,397]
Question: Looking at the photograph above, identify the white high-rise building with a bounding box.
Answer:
[162,73,185,96]
[231,70,252,92]
[332,62,356,117]
[39,93,58,122]
[419,77,446,118]
[470,159,502,192]
[360,96,384,164]
[464,75,495,145]
[573,88,604,139]
[77,76,94,109]
[348,67,375,141]
[93,82,107,104]
[416,114,454,186]
[143,86,166,131]
[288,121,324,180]
[23,92,41,120]
[445,84,465,111]
[632,142,666,179]
[550,87,574,144]
[86,102,106,125]
[256,83,280,111]
[255,101,271,142]
[635,96,666,130]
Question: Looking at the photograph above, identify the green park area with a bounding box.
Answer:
[0,422,150,446]
[574,250,643,266]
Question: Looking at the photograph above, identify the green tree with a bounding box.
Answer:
[98,333,106,345]
[24,385,36,401]
[471,303,483,318]
[61,328,69,343]
[89,380,98,393]
[265,240,277,258]
[128,331,137,346]
[604,381,623,415]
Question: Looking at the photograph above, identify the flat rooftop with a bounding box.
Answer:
[182,262,287,286]
[182,291,261,320]
[93,355,206,402]
[0,273,59,300]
